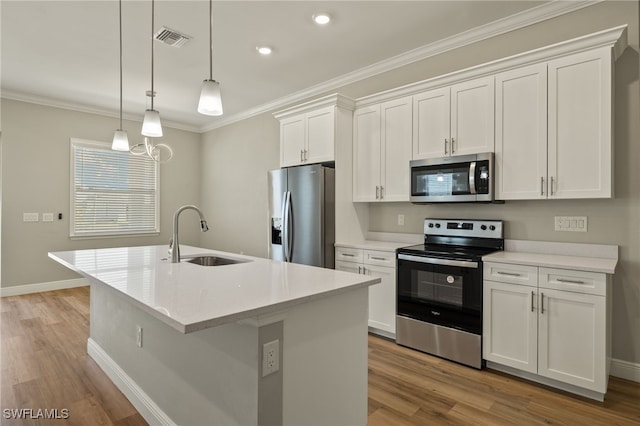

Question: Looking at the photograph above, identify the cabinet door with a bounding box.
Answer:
[412,87,450,159]
[353,105,381,202]
[381,97,412,201]
[450,76,495,156]
[538,289,606,392]
[280,115,305,167]
[483,280,537,373]
[548,48,612,199]
[306,106,335,164]
[495,64,548,200]
[365,264,396,335]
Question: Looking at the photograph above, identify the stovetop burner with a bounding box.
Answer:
[397,218,504,261]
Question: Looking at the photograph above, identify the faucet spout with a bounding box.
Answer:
[170,205,209,263]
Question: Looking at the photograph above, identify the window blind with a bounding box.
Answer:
[70,138,159,237]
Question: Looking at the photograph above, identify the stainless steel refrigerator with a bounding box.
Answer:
[268,164,335,268]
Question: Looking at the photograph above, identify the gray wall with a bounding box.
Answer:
[0,99,203,286]
[198,1,640,365]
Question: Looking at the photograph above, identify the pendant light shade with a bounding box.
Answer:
[112,0,130,151]
[142,109,163,137]
[198,0,223,116]
[198,79,223,116]
[112,129,130,151]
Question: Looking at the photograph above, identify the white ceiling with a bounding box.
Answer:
[2,1,577,133]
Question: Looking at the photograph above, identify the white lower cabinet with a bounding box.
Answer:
[335,246,396,336]
[483,262,610,399]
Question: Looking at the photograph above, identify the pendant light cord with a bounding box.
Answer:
[208,0,213,80]
[119,0,123,129]
[151,0,155,110]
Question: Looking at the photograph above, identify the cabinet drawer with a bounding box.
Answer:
[539,267,606,296]
[484,262,538,286]
[335,247,363,263]
[364,250,396,268]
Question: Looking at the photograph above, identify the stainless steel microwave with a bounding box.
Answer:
[410,152,495,203]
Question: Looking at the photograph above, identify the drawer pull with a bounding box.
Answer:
[556,278,585,284]
[341,253,356,257]
[497,271,522,277]
[370,256,388,261]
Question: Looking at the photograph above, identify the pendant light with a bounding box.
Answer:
[141,0,163,137]
[112,0,129,151]
[197,0,223,116]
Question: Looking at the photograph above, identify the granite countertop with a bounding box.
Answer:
[49,245,380,333]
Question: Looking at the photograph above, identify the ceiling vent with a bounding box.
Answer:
[154,27,192,48]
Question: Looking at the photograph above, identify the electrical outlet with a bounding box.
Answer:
[397,214,405,226]
[262,339,279,377]
[136,326,143,348]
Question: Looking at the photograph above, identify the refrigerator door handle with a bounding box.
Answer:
[282,191,293,262]
[281,192,288,261]
[285,191,293,262]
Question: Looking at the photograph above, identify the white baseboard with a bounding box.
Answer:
[0,278,88,297]
[87,338,176,426]
[610,358,640,383]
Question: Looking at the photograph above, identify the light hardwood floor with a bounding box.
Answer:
[1,287,639,425]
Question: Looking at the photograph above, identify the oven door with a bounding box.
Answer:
[397,253,483,335]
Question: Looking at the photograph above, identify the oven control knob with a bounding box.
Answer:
[428,223,434,228]
[489,225,496,231]
[435,223,441,228]
[481,225,487,230]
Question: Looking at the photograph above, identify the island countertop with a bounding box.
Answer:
[49,245,380,333]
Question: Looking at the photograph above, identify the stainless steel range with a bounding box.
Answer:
[396,218,504,369]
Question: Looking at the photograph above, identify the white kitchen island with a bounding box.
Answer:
[49,245,380,426]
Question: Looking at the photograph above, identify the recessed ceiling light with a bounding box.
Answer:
[312,12,331,25]
[256,46,272,55]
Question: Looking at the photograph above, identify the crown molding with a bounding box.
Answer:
[2,0,602,134]
[0,90,201,134]
[200,0,603,132]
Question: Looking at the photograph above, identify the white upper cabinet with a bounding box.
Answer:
[275,94,354,168]
[548,48,613,199]
[353,96,412,202]
[495,63,548,200]
[413,76,494,160]
[496,47,613,200]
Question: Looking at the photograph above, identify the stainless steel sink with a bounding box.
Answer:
[181,255,249,267]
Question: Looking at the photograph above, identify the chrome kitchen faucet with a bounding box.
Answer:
[169,205,209,263]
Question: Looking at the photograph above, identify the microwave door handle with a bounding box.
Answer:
[469,161,477,194]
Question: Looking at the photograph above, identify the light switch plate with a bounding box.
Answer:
[554,216,587,232]
[23,212,39,222]
[42,213,54,222]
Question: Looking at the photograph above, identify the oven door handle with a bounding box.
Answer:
[398,254,478,269]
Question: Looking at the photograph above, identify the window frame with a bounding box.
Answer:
[69,138,160,239]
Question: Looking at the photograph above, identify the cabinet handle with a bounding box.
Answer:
[557,278,585,284]
[531,291,535,312]
[362,267,367,274]
[304,149,308,161]
[370,256,387,261]
[444,138,448,155]
[376,186,380,199]
[541,177,545,196]
[541,292,545,314]
[300,149,304,162]
[497,271,521,277]
[451,137,455,154]
[550,176,555,196]
[358,266,362,274]
[341,253,355,257]
[380,186,384,199]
